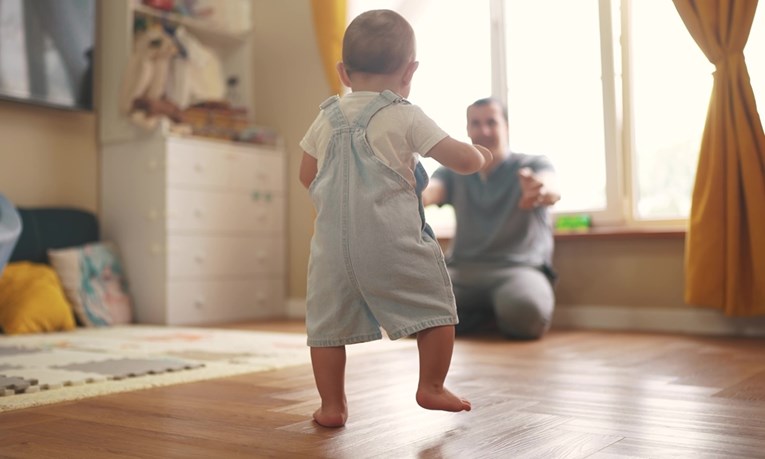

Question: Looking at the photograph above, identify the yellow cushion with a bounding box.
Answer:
[0,262,76,334]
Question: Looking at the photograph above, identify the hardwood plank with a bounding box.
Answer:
[524,400,765,439]
[558,418,765,458]
[0,411,59,429]
[714,369,765,402]
[593,437,758,459]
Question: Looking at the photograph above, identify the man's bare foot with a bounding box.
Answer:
[416,386,471,412]
[313,407,348,427]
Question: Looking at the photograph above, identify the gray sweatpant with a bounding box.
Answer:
[448,264,555,340]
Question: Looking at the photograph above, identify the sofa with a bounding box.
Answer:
[10,207,99,264]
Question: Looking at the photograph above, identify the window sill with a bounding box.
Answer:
[435,226,686,245]
[554,227,686,241]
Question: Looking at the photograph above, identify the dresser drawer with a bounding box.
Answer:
[167,278,285,325]
[167,235,285,279]
[167,139,232,189]
[230,147,285,193]
[167,139,284,193]
[166,188,285,233]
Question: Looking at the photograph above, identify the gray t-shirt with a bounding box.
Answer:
[432,152,555,271]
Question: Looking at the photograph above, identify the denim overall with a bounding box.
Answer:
[306,90,457,347]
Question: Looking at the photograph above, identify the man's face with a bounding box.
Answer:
[466,102,508,153]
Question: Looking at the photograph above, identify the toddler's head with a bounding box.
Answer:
[342,10,416,77]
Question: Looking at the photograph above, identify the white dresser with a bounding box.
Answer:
[101,134,286,325]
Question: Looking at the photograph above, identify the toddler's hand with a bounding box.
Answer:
[474,145,493,181]
[474,144,493,168]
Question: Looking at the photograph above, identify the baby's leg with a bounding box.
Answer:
[415,325,471,412]
[310,346,348,427]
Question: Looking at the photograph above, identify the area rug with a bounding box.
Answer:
[0,325,414,412]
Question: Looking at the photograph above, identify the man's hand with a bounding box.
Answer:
[518,167,559,210]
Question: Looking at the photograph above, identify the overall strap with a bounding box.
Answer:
[354,90,406,129]
[319,95,349,129]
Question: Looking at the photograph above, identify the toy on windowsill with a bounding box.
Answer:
[554,215,592,233]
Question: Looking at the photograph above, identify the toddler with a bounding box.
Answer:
[299,9,492,427]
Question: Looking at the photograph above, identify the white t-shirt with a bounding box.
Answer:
[300,91,448,188]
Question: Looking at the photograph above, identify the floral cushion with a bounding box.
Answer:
[48,242,133,327]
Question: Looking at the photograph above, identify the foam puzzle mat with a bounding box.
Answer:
[0,325,414,412]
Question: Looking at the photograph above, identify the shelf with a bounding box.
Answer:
[435,227,686,246]
[133,4,250,49]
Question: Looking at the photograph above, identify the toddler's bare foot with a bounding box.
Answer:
[313,406,348,428]
[416,386,471,412]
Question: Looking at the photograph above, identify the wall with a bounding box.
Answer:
[0,100,98,212]
[554,236,765,335]
[250,0,328,301]
[554,236,685,308]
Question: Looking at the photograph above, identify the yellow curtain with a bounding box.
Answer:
[673,0,765,316]
[310,0,347,96]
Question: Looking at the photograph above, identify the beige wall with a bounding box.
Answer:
[0,100,98,213]
[251,0,328,299]
[554,237,685,308]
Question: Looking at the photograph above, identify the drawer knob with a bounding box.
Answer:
[194,297,206,309]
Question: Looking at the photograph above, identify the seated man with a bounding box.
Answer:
[422,97,560,339]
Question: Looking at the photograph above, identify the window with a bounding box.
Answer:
[502,0,609,216]
[628,0,713,221]
[497,0,764,226]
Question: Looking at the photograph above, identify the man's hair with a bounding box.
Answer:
[468,97,509,123]
[342,10,415,75]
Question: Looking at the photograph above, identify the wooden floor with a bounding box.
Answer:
[1,321,764,458]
